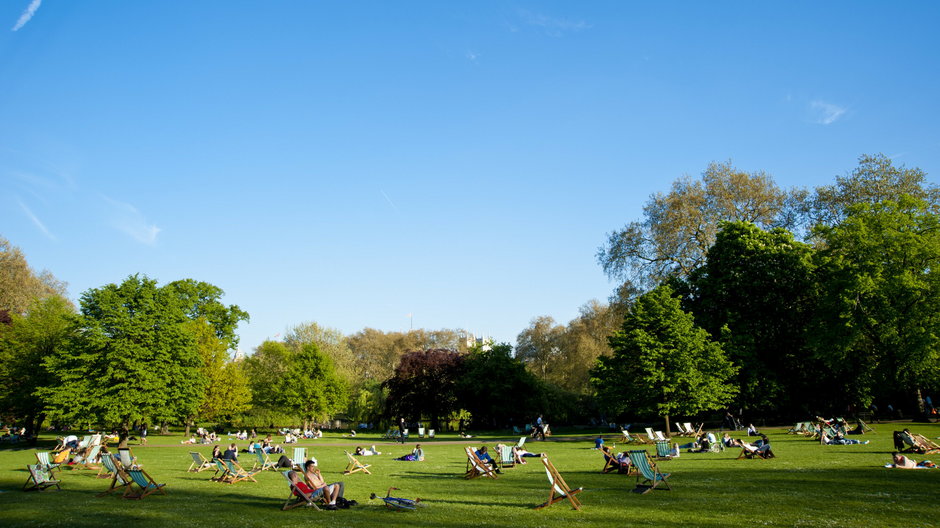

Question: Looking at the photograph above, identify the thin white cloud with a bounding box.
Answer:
[101,195,161,245]
[517,9,591,37]
[18,198,55,240]
[466,51,480,63]
[12,0,42,31]
[380,189,400,214]
[811,100,847,125]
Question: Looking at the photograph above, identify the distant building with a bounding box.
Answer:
[463,332,492,350]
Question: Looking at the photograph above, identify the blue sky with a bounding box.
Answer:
[2,1,939,354]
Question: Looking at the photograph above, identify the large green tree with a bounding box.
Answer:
[597,161,802,292]
[271,343,347,428]
[686,221,821,416]
[0,236,68,316]
[592,285,738,432]
[811,196,940,410]
[40,275,207,445]
[384,349,464,430]
[0,296,76,436]
[455,343,542,428]
[164,279,249,350]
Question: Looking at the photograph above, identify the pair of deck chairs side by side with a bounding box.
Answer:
[97,457,166,499]
[627,450,672,494]
[464,446,498,480]
[534,456,583,511]
[211,458,261,484]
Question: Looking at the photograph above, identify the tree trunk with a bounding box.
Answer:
[118,422,130,448]
[665,414,671,437]
[185,420,191,437]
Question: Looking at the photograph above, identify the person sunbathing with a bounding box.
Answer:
[887,452,937,469]
[302,460,350,509]
[394,444,424,461]
[512,446,543,464]
[821,431,869,445]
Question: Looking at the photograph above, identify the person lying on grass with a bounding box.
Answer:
[395,444,424,461]
[821,431,869,445]
[511,446,543,464]
[887,452,937,469]
[355,445,382,456]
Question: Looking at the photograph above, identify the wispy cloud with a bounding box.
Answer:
[12,0,42,31]
[101,195,161,245]
[380,189,400,214]
[517,9,591,37]
[18,198,55,240]
[466,51,480,63]
[810,100,847,125]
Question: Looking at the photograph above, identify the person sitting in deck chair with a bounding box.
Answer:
[302,460,352,509]
[475,446,500,473]
[722,433,744,448]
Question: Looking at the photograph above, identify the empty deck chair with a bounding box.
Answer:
[674,423,690,436]
[124,469,166,499]
[96,456,132,497]
[24,464,61,492]
[188,452,215,472]
[251,449,277,472]
[290,447,307,471]
[35,451,61,476]
[225,459,261,484]
[627,450,671,494]
[118,448,138,469]
[343,451,372,475]
[534,456,582,510]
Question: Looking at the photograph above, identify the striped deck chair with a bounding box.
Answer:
[290,447,307,471]
[97,452,118,479]
[35,451,62,476]
[225,459,261,483]
[96,456,132,497]
[24,464,61,492]
[251,449,277,472]
[464,446,498,480]
[343,451,372,475]
[72,445,102,470]
[534,456,582,511]
[498,445,515,469]
[627,450,671,494]
[124,469,166,499]
[188,452,215,472]
[674,423,690,436]
[654,440,673,460]
[281,470,323,510]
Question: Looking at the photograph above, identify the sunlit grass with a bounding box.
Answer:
[1,423,938,527]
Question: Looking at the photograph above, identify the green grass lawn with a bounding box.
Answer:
[1,423,938,527]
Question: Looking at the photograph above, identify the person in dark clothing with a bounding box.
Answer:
[221,443,238,461]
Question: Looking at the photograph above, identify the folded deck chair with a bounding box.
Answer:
[463,446,498,480]
[35,451,61,476]
[281,470,323,511]
[343,451,372,475]
[96,456,132,497]
[24,464,61,492]
[654,440,673,460]
[498,445,515,469]
[124,469,166,499]
[225,459,261,483]
[251,449,277,472]
[188,452,215,472]
[534,456,582,510]
[291,447,307,471]
[627,450,671,494]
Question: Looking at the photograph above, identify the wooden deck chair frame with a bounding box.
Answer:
[343,450,372,475]
[96,458,133,497]
[737,444,774,459]
[685,423,702,435]
[600,446,633,474]
[464,446,498,480]
[124,468,167,499]
[281,470,323,511]
[35,451,62,477]
[251,449,277,472]
[97,452,118,479]
[516,436,526,449]
[534,456,582,511]
[188,451,215,472]
[627,450,671,494]
[24,464,61,492]
[225,459,260,483]
[211,458,235,482]
[72,445,102,470]
[913,434,940,454]
[674,423,689,436]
